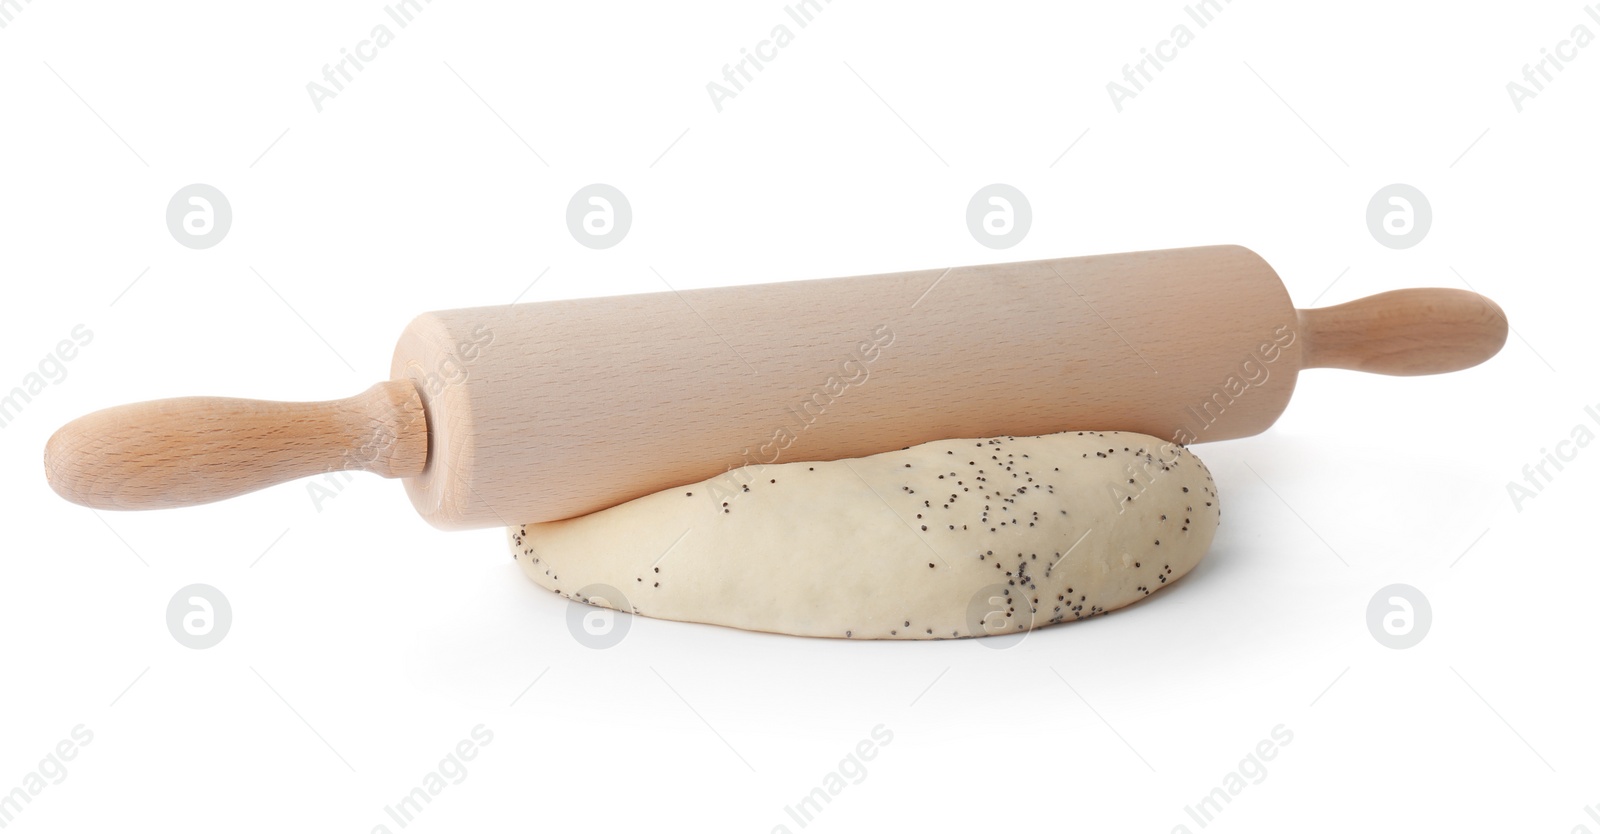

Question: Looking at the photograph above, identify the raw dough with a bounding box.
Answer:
[510,431,1219,639]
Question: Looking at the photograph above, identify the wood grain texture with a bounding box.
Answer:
[43,245,1509,527]
[1296,288,1507,375]
[44,380,426,510]
[393,245,1305,529]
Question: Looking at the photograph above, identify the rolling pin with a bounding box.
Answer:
[44,245,1507,530]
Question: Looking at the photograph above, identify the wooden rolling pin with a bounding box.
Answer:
[44,246,1507,529]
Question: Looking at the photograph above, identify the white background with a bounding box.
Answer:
[2,1,1596,831]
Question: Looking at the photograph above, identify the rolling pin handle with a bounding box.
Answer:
[1295,288,1508,376]
[43,380,429,511]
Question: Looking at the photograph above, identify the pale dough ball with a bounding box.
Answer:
[510,431,1219,639]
